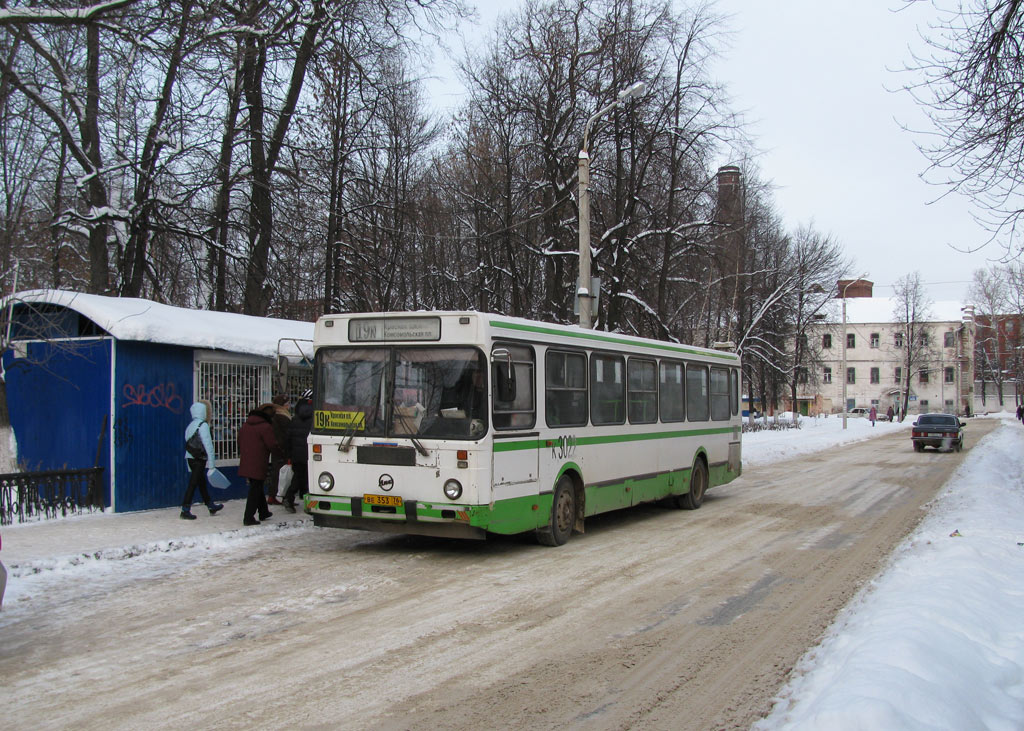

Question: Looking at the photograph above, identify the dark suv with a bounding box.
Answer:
[911,413,965,452]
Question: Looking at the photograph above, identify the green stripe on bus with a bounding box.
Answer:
[489,319,739,361]
[492,427,734,452]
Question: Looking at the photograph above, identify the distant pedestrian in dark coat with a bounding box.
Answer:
[283,392,313,512]
[869,405,877,427]
[1017,404,1023,423]
[886,405,894,422]
[180,400,224,520]
[238,403,284,526]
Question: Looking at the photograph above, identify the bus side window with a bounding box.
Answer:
[545,350,587,427]
[686,364,709,422]
[492,344,536,429]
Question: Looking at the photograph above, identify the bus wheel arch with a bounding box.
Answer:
[675,453,708,510]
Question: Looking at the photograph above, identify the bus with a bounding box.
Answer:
[304,312,742,545]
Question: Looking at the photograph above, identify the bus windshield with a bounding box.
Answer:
[316,346,488,439]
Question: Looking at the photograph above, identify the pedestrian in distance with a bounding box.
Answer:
[886,405,894,423]
[264,393,292,505]
[869,405,877,427]
[180,400,224,520]
[238,403,284,526]
[283,390,314,513]
[1017,403,1023,423]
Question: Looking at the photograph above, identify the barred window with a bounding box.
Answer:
[197,359,273,462]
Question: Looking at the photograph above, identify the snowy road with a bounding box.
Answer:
[1,419,998,731]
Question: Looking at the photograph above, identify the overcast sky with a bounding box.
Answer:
[430,0,999,304]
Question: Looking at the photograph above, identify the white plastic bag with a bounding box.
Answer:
[207,467,231,490]
[277,463,293,497]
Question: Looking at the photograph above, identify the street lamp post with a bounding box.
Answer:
[577,81,646,329]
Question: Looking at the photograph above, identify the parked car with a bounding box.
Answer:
[846,407,869,417]
[911,413,965,452]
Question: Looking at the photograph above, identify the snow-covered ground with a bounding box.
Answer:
[2,413,1022,729]
[750,412,1024,730]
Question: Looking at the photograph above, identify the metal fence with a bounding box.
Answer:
[0,467,105,525]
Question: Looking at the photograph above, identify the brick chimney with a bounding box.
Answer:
[715,165,742,225]
[837,279,873,298]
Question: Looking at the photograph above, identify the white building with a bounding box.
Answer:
[793,284,976,418]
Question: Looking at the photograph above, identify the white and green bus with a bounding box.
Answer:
[305,312,742,545]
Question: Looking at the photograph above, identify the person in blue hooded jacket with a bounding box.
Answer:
[181,400,224,519]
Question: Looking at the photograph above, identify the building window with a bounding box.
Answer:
[870,367,880,384]
[945,399,954,410]
[944,366,955,384]
[847,367,856,384]
[895,367,902,382]
[944,331,955,348]
[920,369,930,384]
[822,333,832,349]
[919,331,930,346]
[823,367,832,384]
[197,359,273,462]
[920,399,929,410]
[847,333,856,349]
[797,333,808,349]
[870,333,880,348]
[895,333,904,348]
[797,367,808,384]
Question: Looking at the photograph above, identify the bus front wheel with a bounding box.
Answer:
[676,458,707,510]
[537,476,575,546]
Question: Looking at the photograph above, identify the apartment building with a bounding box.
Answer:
[791,281,976,417]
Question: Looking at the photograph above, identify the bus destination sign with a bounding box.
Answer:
[349,316,442,342]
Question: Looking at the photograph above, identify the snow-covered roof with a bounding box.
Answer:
[822,296,970,325]
[6,289,314,360]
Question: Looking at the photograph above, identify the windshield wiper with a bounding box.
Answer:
[391,398,429,457]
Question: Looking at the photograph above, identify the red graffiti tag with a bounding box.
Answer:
[122,382,185,414]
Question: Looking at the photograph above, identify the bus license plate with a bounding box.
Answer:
[364,494,403,507]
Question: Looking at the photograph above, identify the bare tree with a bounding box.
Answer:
[892,271,936,420]
[903,0,1024,256]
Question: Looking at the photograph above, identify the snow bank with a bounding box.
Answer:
[756,413,1024,730]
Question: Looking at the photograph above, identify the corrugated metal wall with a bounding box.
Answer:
[113,342,194,511]
[4,339,113,504]
[114,342,249,511]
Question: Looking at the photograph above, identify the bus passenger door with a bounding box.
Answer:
[490,344,539,488]
[493,438,539,486]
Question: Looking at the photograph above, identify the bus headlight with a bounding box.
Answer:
[443,479,462,500]
[318,472,335,491]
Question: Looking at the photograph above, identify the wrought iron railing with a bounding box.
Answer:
[0,467,105,525]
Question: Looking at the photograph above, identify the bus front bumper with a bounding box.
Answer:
[305,495,487,540]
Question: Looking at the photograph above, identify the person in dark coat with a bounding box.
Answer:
[238,403,284,526]
[283,391,313,513]
[180,400,224,520]
[1017,404,1023,423]
[264,394,292,505]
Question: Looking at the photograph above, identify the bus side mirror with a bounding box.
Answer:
[492,349,517,402]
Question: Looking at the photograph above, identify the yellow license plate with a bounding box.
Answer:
[364,494,403,507]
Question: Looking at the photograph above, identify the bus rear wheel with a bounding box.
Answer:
[675,458,707,510]
[537,476,575,546]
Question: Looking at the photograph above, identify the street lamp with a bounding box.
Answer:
[577,81,647,329]
[840,275,868,430]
